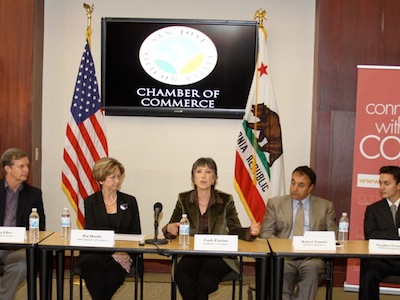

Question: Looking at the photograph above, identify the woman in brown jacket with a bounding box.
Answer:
[163,157,260,300]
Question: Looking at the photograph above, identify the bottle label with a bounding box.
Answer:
[61,217,71,227]
[179,224,189,235]
[30,218,39,229]
[339,222,349,232]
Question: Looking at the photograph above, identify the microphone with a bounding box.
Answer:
[154,202,162,224]
[145,202,168,245]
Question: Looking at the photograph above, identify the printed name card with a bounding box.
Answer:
[292,231,336,251]
[70,229,114,247]
[0,227,26,243]
[369,239,400,254]
[194,234,238,251]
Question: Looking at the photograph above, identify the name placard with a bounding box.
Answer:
[292,231,336,251]
[194,234,238,251]
[0,227,26,243]
[369,239,400,254]
[70,229,114,247]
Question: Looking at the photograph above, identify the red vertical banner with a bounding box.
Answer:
[346,66,400,287]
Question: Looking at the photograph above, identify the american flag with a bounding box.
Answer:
[62,40,108,228]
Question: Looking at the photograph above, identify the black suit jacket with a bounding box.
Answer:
[364,198,400,240]
[84,190,141,234]
[0,178,46,230]
[79,190,141,264]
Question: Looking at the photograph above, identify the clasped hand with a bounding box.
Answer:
[112,252,132,273]
[250,220,261,236]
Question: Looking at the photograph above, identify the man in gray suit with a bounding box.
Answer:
[260,165,337,300]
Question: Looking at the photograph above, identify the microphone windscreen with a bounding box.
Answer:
[154,202,163,212]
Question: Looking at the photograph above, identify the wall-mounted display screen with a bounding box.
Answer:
[101,18,257,119]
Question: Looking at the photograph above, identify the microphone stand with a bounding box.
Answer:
[145,218,168,245]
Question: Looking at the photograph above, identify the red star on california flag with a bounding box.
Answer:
[258,63,268,76]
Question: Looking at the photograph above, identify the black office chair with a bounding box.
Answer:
[359,259,400,294]
[69,250,144,300]
[381,275,400,285]
[324,259,333,300]
[171,255,243,300]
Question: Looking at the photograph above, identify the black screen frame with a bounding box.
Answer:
[101,17,258,119]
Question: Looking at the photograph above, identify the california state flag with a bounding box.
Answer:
[234,25,285,223]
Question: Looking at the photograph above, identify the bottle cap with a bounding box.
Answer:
[32,208,37,212]
[182,213,187,217]
[342,212,347,216]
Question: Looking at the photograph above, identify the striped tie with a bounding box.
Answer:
[293,201,304,236]
[390,204,397,226]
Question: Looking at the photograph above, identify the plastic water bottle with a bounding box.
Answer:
[61,208,71,239]
[179,213,190,249]
[338,212,349,242]
[29,208,39,243]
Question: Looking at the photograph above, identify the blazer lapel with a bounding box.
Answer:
[208,203,223,233]
[186,200,199,232]
[16,183,29,226]
[309,196,317,230]
[94,193,110,229]
[116,193,123,231]
[282,196,293,227]
[0,180,7,224]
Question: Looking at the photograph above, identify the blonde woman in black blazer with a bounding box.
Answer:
[78,157,141,300]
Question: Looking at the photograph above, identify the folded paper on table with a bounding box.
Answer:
[114,234,146,241]
[70,229,114,247]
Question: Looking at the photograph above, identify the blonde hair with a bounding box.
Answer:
[92,157,125,182]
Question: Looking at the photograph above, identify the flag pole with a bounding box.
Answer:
[62,3,108,229]
[251,9,268,185]
[83,3,94,47]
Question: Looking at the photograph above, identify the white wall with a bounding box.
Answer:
[42,0,316,234]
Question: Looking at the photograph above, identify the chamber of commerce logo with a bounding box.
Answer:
[139,26,218,86]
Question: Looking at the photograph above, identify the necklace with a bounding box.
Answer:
[104,194,117,206]
[198,202,209,207]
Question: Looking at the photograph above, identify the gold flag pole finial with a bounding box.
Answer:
[254,8,267,28]
[254,9,268,40]
[83,3,94,47]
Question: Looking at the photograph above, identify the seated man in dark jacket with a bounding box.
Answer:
[359,165,400,300]
[0,148,46,299]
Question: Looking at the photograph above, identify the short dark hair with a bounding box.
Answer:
[292,165,316,186]
[191,157,218,186]
[1,148,28,176]
[379,166,400,184]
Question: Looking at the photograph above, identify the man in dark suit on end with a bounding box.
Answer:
[359,165,400,300]
[0,148,46,299]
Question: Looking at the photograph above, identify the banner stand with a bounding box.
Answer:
[344,283,400,296]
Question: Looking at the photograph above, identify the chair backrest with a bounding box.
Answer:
[382,275,400,284]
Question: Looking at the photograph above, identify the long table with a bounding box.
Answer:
[267,239,400,300]
[0,231,54,300]
[38,233,271,300]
